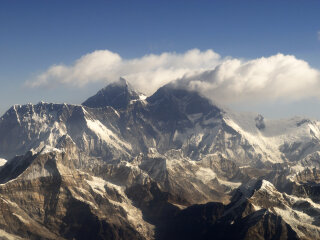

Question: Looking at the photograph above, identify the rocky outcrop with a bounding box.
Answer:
[0,149,153,239]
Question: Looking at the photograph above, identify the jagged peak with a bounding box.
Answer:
[96,77,136,95]
[259,179,276,191]
[233,179,278,201]
[250,179,274,191]
[82,78,142,109]
[245,179,280,200]
[3,102,79,115]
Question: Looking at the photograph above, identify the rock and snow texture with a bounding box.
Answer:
[2,80,320,167]
[0,149,154,240]
[224,111,320,164]
[82,78,142,109]
[85,117,131,152]
[85,175,154,238]
[0,102,131,161]
[246,180,320,239]
[1,79,320,239]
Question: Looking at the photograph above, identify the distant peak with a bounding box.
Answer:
[82,78,141,109]
[99,77,136,93]
[253,179,277,194]
[147,83,221,116]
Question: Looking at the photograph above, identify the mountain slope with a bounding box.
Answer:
[3,80,320,166]
[1,79,320,239]
[0,102,131,161]
[82,78,144,109]
[0,147,153,239]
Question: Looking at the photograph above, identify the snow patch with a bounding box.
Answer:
[251,203,262,211]
[139,94,147,100]
[85,176,107,196]
[218,179,242,189]
[85,118,132,150]
[195,167,216,183]
[0,158,7,167]
[285,193,320,210]
[39,145,63,155]
[86,176,154,238]
[260,180,276,192]
[130,94,147,104]
[273,206,320,239]
[111,108,120,118]
[224,111,320,163]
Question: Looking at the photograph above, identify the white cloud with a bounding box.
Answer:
[177,53,320,104]
[318,31,320,41]
[26,49,320,105]
[26,49,221,95]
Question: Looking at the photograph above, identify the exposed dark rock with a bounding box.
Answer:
[82,78,141,109]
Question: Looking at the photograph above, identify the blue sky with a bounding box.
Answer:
[1,0,320,118]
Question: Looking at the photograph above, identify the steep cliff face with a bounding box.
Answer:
[0,103,131,161]
[0,148,154,240]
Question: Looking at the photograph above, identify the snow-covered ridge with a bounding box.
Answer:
[2,81,320,166]
[85,175,154,238]
[259,180,277,192]
[249,180,320,239]
[0,100,132,160]
[3,81,320,239]
[130,94,147,104]
[223,110,320,163]
[85,118,132,151]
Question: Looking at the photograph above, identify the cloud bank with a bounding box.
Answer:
[27,49,221,95]
[26,49,320,105]
[178,54,320,104]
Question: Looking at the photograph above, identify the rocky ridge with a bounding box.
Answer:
[0,78,320,239]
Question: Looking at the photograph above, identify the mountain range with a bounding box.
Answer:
[0,78,320,239]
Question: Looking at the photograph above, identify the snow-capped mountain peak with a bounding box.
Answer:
[82,77,142,109]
